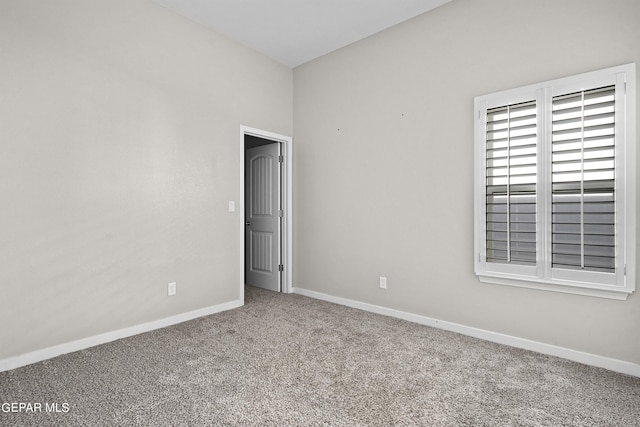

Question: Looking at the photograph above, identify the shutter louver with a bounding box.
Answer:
[486,101,537,266]
[551,86,616,273]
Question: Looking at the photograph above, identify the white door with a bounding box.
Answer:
[245,143,281,291]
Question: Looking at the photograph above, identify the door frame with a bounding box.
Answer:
[239,125,293,300]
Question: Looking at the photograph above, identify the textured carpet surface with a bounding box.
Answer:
[1,286,639,426]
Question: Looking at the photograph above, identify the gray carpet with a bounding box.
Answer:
[1,286,639,426]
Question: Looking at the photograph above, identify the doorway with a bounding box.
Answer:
[240,126,292,299]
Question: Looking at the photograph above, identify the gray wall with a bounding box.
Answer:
[0,0,292,359]
[293,0,640,364]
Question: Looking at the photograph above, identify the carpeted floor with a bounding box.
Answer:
[1,286,639,426]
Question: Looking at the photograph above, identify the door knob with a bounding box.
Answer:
[245,221,251,226]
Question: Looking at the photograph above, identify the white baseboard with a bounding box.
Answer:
[292,287,640,378]
[0,299,243,373]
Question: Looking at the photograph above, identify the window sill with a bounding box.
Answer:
[477,274,632,300]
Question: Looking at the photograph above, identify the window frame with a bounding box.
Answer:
[474,63,636,300]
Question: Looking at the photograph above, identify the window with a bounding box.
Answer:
[474,64,636,299]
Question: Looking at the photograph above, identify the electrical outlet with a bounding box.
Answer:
[168,282,177,296]
[379,276,387,289]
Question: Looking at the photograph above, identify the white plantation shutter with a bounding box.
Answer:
[551,86,616,273]
[485,101,537,266]
[474,63,635,299]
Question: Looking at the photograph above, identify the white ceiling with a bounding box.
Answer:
[151,0,451,68]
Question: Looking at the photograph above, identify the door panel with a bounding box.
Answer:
[245,143,280,291]
[250,231,272,273]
